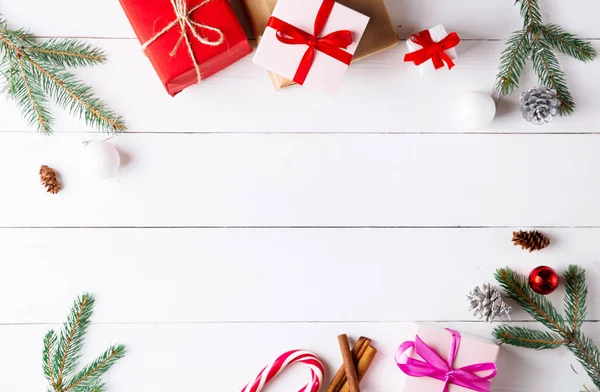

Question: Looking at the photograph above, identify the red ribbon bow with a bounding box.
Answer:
[267,0,354,85]
[404,29,460,70]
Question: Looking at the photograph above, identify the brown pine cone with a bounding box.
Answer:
[512,230,550,252]
[40,165,61,194]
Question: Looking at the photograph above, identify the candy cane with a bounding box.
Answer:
[240,350,324,392]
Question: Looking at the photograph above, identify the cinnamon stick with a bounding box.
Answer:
[337,334,360,392]
[339,346,377,392]
[326,337,369,392]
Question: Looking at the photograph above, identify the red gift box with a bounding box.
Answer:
[120,0,252,96]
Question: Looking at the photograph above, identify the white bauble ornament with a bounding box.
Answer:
[455,91,496,130]
[80,140,121,179]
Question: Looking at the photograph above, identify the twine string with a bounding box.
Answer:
[140,0,225,83]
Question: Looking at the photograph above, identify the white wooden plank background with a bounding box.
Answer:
[1,0,599,391]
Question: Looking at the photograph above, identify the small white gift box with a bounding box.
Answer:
[405,24,459,74]
[253,0,369,96]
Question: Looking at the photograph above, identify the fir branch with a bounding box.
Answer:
[43,331,58,387]
[27,39,106,68]
[519,0,542,28]
[494,266,600,389]
[14,54,53,133]
[495,0,596,116]
[493,325,565,349]
[495,267,567,334]
[87,381,107,392]
[54,294,95,388]
[30,58,125,133]
[43,293,125,392]
[530,28,575,115]
[0,16,125,134]
[540,24,597,62]
[565,265,587,334]
[495,29,531,95]
[568,331,600,389]
[63,345,126,392]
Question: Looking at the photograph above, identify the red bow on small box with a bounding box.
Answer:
[267,0,354,85]
[404,29,460,70]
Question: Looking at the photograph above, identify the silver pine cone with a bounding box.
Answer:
[520,86,560,125]
[467,283,510,323]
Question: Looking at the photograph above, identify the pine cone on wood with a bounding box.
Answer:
[512,230,550,252]
[519,86,560,125]
[40,165,61,194]
[467,283,510,323]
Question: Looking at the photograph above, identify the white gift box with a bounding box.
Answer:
[253,0,369,96]
[406,24,458,74]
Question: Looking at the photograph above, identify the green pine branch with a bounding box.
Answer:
[530,27,575,115]
[54,293,95,384]
[541,24,597,62]
[0,16,125,134]
[495,29,531,96]
[43,293,126,392]
[565,266,587,333]
[495,0,596,115]
[493,325,565,349]
[495,267,567,334]
[63,345,126,392]
[494,266,600,389]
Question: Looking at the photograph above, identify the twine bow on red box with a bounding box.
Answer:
[404,29,460,70]
[267,0,354,85]
[141,0,225,83]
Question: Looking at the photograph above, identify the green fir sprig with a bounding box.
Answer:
[493,266,600,389]
[43,293,125,392]
[0,17,126,134]
[495,0,596,115]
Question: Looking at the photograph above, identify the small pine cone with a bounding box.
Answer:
[520,86,560,125]
[39,165,61,194]
[512,230,550,252]
[467,283,510,323]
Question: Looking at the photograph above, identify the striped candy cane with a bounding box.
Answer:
[240,350,324,392]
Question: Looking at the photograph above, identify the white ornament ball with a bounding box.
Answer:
[455,91,496,130]
[80,140,121,179]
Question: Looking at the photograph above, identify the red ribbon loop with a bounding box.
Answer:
[267,0,354,85]
[404,29,460,70]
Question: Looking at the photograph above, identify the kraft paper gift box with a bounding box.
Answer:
[242,0,398,90]
[253,0,370,96]
[396,325,499,392]
[405,24,459,74]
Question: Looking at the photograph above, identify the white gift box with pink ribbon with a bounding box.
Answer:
[253,0,369,96]
[396,325,500,392]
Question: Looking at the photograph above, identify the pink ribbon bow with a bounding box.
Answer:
[395,328,497,392]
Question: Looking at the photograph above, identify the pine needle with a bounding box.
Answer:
[0,16,125,134]
[493,265,600,389]
[43,293,126,392]
[495,0,596,116]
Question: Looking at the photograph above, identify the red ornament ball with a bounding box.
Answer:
[528,266,559,295]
